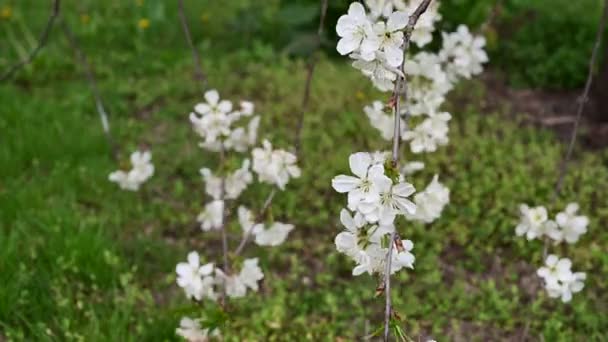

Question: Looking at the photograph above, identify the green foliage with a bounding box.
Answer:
[1,0,608,340]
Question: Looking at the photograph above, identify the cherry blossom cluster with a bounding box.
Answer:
[338,1,487,154]
[176,89,300,340]
[108,150,154,191]
[515,203,589,302]
[331,152,448,276]
[334,1,453,278]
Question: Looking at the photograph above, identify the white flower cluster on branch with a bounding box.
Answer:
[334,0,463,280]
[176,89,300,338]
[108,150,154,191]
[515,203,589,302]
[337,1,487,154]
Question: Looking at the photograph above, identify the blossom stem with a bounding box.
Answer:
[294,0,329,157]
[391,0,433,166]
[218,142,229,305]
[61,20,118,160]
[233,188,277,256]
[383,231,397,341]
[552,0,608,202]
[386,1,433,340]
[178,0,208,93]
[0,0,61,82]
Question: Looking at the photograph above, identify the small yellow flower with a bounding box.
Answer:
[355,90,366,101]
[201,13,210,23]
[80,14,90,25]
[138,18,150,30]
[0,6,12,20]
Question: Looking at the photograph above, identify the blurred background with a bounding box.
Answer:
[1,0,607,341]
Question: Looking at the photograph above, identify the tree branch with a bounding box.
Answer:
[61,19,118,160]
[177,0,208,94]
[233,188,277,257]
[391,0,433,166]
[383,231,397,341]
[552,0,608,202]
[1,0,61,82]
[294,0,329,157]
[385,1,433,341]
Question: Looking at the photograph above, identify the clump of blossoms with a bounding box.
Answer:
[333,1,454,338]
[108,150,154,191]
[175,89,300,340]
[514,203,589,302]
[338,0,487,154]
[334,1,458,278]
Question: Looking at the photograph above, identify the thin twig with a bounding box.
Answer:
[552,0,608,202]
[391,0,433,165]
[217,143,229,306]
[61,19,118,160]
[177,0,208,93]
[233,189,277,256]
[542,0,608,260]
[0,0,61,82]
[383,231,397,341]
[385,1,433,341]
[294,0,329,157]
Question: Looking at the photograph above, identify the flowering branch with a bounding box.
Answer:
[384,2,433,340]
[177,0,208,94]
[383,230,397,341]
[391,0,433,165]
[61,20,118,160]
[233,188,277,257]
[294,0,329,156]
[552,0,608,202]
[536,0,608,261]
[218,143,230,305]
[0,0,61,82]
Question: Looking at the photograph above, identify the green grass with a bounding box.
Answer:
[1,1,608,341]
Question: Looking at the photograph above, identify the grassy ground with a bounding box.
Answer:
[1,1,608,341]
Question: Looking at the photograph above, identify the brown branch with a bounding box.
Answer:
[0,0,61,82]
[294,0,329,157]
[233,188,277,257]
[383,231,398,341]
[385,1,433,341]
[552,0,608,202]
[178,0,208,93]
[61,20,118,160]
[391,0,433,165]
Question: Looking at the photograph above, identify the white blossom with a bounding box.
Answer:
[515,204,554,240]
[401,161,424,175]
[537,255,586,303]
[373,11,408,67]
[352,51,402,91]
[364,101,407,140]
[406,175,449,223]
[546,203,589,244]
[332,152,385,214]
[197,200,224,231]
[176,252,216,301]
[215,258,264,298]
[225,116,260,152]
[336,2,380,60]
[253,222,295,246]
[439,25,488,81]
[391,238,416,273]
[109,150,154,191]
[334,209,394,276]
[252,140,301,190]
[176,317,220,342]
[407,1,441,47]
